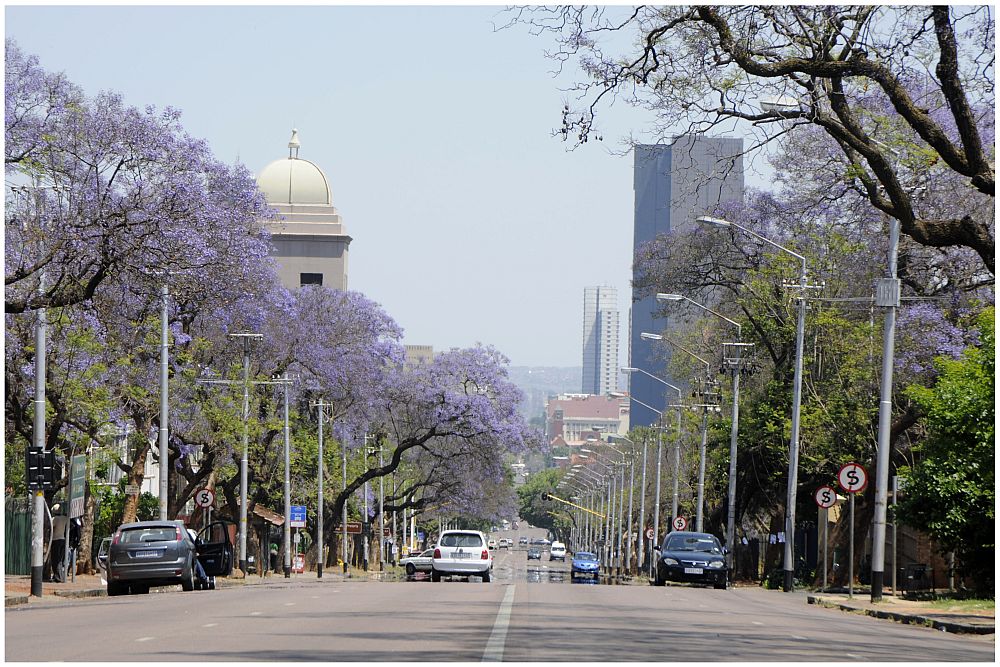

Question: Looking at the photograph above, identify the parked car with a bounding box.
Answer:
[432,530,492,582]
[105,520,233,596]
[400,548,435,576]
[653,531,728,589]
[549,541,567,561]
[527,546,542,560]
[571,551,600,578]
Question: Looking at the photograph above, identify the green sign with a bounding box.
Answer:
[69,455,87,518]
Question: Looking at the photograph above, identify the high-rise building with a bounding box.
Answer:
[581,286,619,396]
[630,136,744,427]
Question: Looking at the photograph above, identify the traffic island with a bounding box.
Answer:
[808,594,995,635]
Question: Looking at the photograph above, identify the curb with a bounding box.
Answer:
[6,595,29,607]
[53,588,106,599]
[807,595,995,635]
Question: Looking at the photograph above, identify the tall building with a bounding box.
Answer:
[581,286,619,395]
[256,130,351,291]
[630,136,744,427]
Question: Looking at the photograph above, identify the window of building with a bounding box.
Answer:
[300,273,323,287]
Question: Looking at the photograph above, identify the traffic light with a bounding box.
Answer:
[26,447,44,490]
[541,492,549,501]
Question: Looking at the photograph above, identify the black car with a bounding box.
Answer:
[527,546,542,560]
[653,531,728,589]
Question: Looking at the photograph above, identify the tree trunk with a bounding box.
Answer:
[76,480,97,575]
[121,441,151,524]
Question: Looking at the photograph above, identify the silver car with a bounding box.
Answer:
[106,520,233,596]
[400,548,435,576]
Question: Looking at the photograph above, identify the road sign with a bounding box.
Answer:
[645,527,655,540]
[69,455,87,518]
[292,554,305,574]
[290,505,307,528]
[124,484,140,496]
[345,521,362,534]
[814,485,838,509]
[838,462,869,494]
[672,516,688,531]
[194,488,215,508]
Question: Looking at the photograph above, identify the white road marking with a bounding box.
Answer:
[284,602,295,606]
[846,653,865,660]
[482,584,516,662]
[792,635,807,640]
[249,611,262,616]
[752,621,764,626]
[203,623,218,628]
[135,637,155,642]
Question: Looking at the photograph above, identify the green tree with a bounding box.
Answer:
[516,468,569,539]
[899,307,995,594]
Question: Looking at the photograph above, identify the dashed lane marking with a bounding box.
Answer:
[482,584,516,662]
[752,621,764,626]
[284,602,295,606]
[203,623,218,628]
[249,611,262,616]
[135,637,154,642]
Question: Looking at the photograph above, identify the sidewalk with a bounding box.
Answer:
[808,592,995,635]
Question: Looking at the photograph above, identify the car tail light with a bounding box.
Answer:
[433,548,441,559]
[481,549,489,560]
[111,531,120,546]
[176,526,183,541]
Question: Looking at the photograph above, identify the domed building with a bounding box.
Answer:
[256,130,351,290]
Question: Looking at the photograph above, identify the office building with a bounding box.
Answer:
[630,136,744,427]
[581,286,620,396]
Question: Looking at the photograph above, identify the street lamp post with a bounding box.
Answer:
[158,284,170,520]
[698,215,810,592]
[657,293,750,569]
[281,374,293,578]
[310,399,329,578]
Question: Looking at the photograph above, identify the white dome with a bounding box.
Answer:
[257,157,332,206]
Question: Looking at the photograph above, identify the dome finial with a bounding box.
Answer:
[288,128,300,159]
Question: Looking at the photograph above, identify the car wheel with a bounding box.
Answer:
[181,561,195,592]
[654,571,666,586]
[482,571,491,583]
[405,563,416,576]
[133,584,150,595]
[714,579,728,590]
[431,568,441,582]
[208,577,216,590]
[107,581,128,597]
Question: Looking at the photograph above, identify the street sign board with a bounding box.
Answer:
[672,516,688,531]
[645,527,655,540]
[814,485,838,509]
[345,521,362,534]
[124,484,140,496]
[194,488,215,508]
[838,462,868,494]
[290,505,307,528]
[69,455,87,518]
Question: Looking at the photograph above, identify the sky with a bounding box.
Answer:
[5,5,766,368]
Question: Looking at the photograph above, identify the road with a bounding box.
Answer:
[5,531,994,662]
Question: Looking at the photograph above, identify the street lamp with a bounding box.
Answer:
[658,293,751,570]
[698,214,809,592]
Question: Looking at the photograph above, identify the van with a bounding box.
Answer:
[549,541,566,561]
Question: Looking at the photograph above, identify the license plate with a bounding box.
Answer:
[684,567,703,574]
[453,552,471,559]
[135,550,162,559]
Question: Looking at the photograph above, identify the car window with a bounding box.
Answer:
[440,533,483,548]
[120,527,176,544]
[664,535,722,553]
[574,552,597,561]
[421,550,435,557]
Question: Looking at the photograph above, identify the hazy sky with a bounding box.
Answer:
[6,5,762,368]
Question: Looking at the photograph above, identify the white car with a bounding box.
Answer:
[400,548,435,576]
[432,530,492,582]
[488,539,498,550]
[549,541,567,561]
[498,538,510,550]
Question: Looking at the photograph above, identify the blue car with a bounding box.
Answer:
[571,551,600,578]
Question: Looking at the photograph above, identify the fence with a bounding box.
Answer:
[5,496,32,575]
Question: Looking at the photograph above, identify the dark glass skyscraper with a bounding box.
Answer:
[630,137,744,427]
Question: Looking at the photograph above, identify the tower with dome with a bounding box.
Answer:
[256,130,351,291]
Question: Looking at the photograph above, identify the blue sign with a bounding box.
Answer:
[290,505,307,528]
[417,531,425,541]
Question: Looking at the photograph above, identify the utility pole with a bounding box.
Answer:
[311,399,328,578]
[29,188,47,598]
[342,434,348,575]
[378,442,385,571]
[158,284,170,520]
[281,374,292,578]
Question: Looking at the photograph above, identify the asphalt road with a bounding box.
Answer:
[5,530,994,662]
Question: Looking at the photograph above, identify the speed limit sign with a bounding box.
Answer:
[645,527,655,540]
[194,488,215,508]
[672,516,688,531]
[814,485,838,508]
[838,463,868,494]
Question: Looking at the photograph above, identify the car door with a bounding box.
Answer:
[197,521,234,577]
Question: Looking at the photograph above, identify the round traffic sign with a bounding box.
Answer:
[645,527,655,540]
[814,485,838,509]
[672,516,688,531]
[194,488,215,508]
[837,463,868,494]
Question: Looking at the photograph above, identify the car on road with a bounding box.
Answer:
[105,520,233,595]
[498,538,510,549]
[549,541,567,561]
[653,531,728,589]
[432,530,492,582]
[571,551,599,578]
[488,539,498,550]
[400,548,435,576]
[527,546,542,560]
[518,537,528,546]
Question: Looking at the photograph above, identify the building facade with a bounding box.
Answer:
[256,130,351,291]
[581,286,620,396]
[630,136,744,427]
[545,393,630,447]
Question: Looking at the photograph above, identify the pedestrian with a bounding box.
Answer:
[187,528,209,587]
[270,543,279,573]
[49,504,69,582]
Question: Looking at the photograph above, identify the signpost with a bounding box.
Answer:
[194,488,215,530]
[814,485,838,592]
[645,527,655,540]
[345,521,363,535]
[838,463,868,597]
[672,516,688,531]
[290,505,307,528]
[68,455,86,518]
